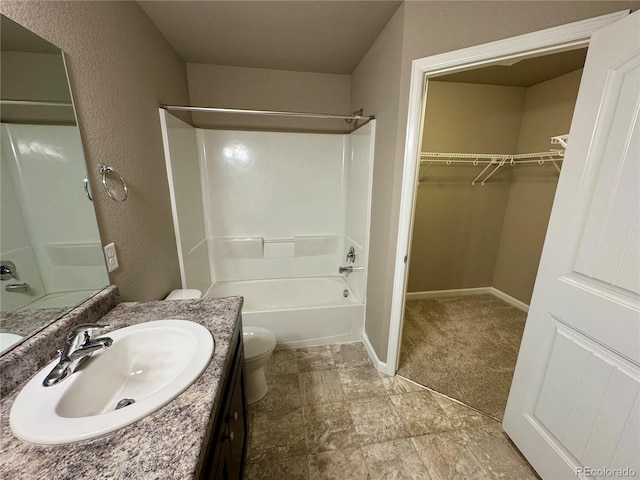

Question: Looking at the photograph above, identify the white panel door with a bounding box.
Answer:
[503,11,640,480]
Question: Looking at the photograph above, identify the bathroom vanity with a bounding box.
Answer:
[0,289,248,480]
[200,314,248,479]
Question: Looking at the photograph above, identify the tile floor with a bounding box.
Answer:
[244,342,539,479]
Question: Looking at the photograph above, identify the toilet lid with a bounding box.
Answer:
[243,327,276,359]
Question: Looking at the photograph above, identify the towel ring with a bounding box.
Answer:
[83,175,92,201]
[99,164,128,202]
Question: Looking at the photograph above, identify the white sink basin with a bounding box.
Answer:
[0,332,23,352]
[10,319,214,445]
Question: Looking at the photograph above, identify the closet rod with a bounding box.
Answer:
[0,99,73,107]
[419,151,565,162]
[161,104,374,121]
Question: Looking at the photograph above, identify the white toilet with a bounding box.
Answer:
[164,289,277,405]
[242,327,277,404]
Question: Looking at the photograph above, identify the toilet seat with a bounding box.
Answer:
[243,327,276,361]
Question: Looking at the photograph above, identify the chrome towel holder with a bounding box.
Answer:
[98,164,128,202]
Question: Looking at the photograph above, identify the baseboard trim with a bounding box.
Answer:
[362,331,387,374]
[406,287,529,313]
[490,287,529,313]
[405,287,491,300]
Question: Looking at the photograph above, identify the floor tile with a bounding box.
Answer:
[244,341,538,480]
[299,369,345,405]
[250,407,306,461]
[432,392,496,429]
[390,390,454,436]
[362,438,429,480]
[245,454,309,480]
[412,430,489,480]
[457,424,538,479]
[308,447,369,480]
[296,346,335,372]
[302,401,360,454]
[253,373,301,412]
[338,365,387,400]
[348,396,408,445]
[331,343,372,368]
[379,373,426,395]
[267,348,298,376]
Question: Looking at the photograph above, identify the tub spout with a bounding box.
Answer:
[338,266,365,274]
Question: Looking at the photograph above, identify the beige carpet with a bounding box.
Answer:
[398,294,527,420]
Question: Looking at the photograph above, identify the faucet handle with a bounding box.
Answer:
[66,324,111,344]
[346,246,356,263]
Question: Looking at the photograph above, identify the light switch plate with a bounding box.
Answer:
[103,243,119,272]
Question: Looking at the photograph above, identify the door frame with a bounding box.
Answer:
[385,10,630,376]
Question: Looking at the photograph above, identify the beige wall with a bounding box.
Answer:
[350,5,406,359]
[187,63,351,132]
[0,1,192,301]
[493,69,583,303]
[408,82,526,293]
[352,1,639,363]
[420,82,526,154]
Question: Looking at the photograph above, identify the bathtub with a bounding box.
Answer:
[205,276,364,348]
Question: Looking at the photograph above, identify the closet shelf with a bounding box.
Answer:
[419,135,568,185]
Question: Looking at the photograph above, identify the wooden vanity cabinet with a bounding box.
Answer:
[200,319,248,480]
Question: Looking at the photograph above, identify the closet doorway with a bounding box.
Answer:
[397,48,587,420]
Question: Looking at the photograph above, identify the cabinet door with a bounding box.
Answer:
[212,440,232,480]
[227,361,248,478]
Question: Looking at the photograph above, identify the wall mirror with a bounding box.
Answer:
[0,14,109,354]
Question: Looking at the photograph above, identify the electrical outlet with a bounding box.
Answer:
[103,243,119,272]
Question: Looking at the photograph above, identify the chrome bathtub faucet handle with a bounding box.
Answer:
[346,246,356,263]
[0,260,18,280]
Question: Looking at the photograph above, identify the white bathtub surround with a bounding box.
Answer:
[201,128,345,281]
[341,121,375,303]
[161,112,376,350]
[160,112,212,292]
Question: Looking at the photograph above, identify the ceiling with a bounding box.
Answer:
[434,48,588,87]
[138,0,402,75]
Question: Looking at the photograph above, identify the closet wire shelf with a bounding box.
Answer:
[419,135,568,186]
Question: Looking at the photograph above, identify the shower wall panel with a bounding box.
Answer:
[343,121,375,302]
[200,129,345,282]
[160,111,211,292]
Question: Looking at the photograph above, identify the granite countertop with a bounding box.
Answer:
[0,296,243,480]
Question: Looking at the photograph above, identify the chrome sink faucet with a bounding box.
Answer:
[43,324,113,387]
